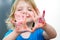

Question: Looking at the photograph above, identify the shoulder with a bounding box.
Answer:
[4,29,13,37]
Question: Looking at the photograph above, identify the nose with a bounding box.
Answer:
[23,10,30,17]
[23,10,27,14]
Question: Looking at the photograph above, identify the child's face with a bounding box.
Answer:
[14,0,37,22]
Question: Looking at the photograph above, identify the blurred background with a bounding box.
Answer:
[0,0,15,40]
[0,0,60,40]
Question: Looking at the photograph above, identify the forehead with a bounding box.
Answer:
[16,0,33,8]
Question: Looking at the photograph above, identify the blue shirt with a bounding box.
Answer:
[4,28,45,40]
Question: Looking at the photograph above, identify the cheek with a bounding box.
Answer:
[14,14,21,21]
[14,12,23,21]
[15,11,22,15]
[28,12,35,17]
[14,12,20,18]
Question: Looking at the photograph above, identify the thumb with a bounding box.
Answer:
[27,27,32,32]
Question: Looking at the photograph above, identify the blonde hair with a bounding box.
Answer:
[6,0,38,30]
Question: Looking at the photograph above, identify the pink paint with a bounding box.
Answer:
[42,10,45,18]
[38,18,42,23]
[16,22,22,26]
[38,10,45,24]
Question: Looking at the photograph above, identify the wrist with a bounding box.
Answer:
[41,23,47,30]
[13,29,20,36]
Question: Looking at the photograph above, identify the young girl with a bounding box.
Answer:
[3,0,57,40]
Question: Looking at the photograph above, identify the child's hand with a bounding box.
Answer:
[10,15,32,33]
[31,10,46,32]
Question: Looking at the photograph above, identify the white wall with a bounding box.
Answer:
[35,0,60,40]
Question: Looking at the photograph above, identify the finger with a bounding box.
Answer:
[30,10,38,22]
[38,10,45,23]
[33,10,39,22]
[32,24,39,32]
[23,24,32,32]
[33,23,40,29]
[33,23,43,31]
[20,26,32,32]
[10,19,22,27]
[26,27,32,32]
[36,8,40,14]
[23,15,27,24]
[38,10,45,20]
[36,8,41,17]
[21,14,27,24]
[29,13,35,22]
[42,10,45,18]
[15,22,22,27]
[33,9,41,22]
[23,24,28,29]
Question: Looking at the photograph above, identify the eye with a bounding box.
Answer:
[28,9,32,11]
[17,9,22,11]
[28,8,32,11]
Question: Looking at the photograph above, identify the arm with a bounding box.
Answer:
[42,23,57,40]
[3,19,32,40]
[2,30,20,40]
[31,9,57,39]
